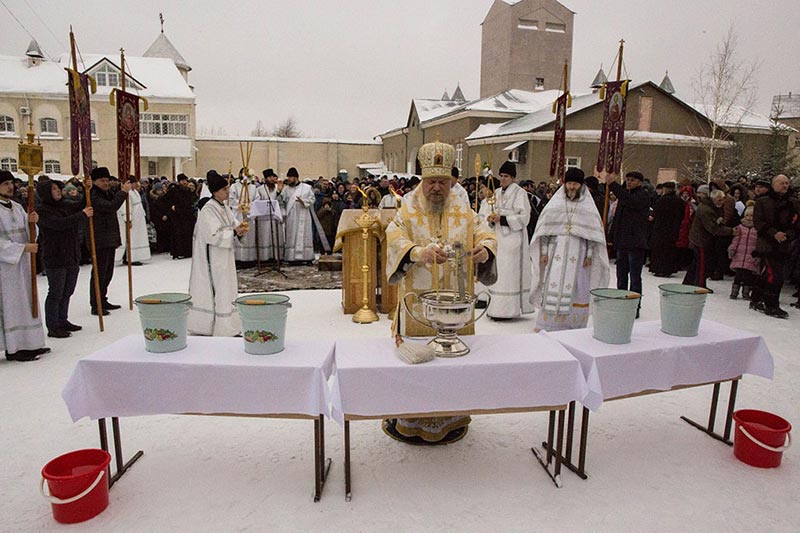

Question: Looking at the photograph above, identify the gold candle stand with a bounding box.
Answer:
[352,205,379,324]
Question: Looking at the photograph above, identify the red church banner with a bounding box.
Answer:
[549,92,570,182]
[596,80,629,174]
[67,70,95,177]
[114,89,142,182]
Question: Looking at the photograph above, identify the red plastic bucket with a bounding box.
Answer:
[733,410,792,468]
[40,449,111,524]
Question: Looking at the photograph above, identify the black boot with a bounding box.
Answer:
[742,286,752,300]
[729,283,741,299]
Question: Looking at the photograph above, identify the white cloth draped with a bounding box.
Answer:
[115,189,151,263]
[0,201,45,353]
[280,183,315,261]
[187,199,241,337]
[479,182,534,318]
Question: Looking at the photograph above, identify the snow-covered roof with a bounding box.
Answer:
[196,135,381,145]
[688,103,796,132]
[0,53,194,100]
[772,93,800,119]
[412,98,464,123]
[144,33,191,72]
[413,88,564,127]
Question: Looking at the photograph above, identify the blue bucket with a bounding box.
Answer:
[659,284,710,337]
[234,294,292,355]
[134,293,191,353]
[590,288,640,344]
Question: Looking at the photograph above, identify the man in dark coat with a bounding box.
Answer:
[604,170,651,315]
[649,181,685,277]
[164,173,196,259]
[750,175,799,318]
[148,181,171,253]
[683,188,734,289]
[89,167,130,315]
[36,179,93,337]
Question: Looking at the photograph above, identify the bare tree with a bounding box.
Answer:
[272,116,302,138]
[196,125,228,137]
[251,119,269,137]
[691,25,759,183]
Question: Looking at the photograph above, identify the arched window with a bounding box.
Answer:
[40,117,58,134]
[0,115,14,133]
[44,160,61,174]
[1,157,18,172]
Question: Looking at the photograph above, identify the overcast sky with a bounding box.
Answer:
[2,0,799,139]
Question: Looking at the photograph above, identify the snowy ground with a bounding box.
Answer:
[2,254,798,532]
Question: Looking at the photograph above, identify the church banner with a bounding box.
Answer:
[115,89,142,182]
[596,80,629,174]
[67,70,95,177]
[549,92,570,182]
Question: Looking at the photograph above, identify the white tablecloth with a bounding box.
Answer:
[330,334,595,425]
[62,336,335,421]
[545,320,774,409]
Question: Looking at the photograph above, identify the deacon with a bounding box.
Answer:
[90,167,131,315]
[116,177,151,265]
[529,167,610,331]
[479,160,534,319]
[0,170,49,361]
[278,167,315,264]
[231,172,259,267]
[187,170,249,336]
[385,141,497,445]
[255,168,284,261]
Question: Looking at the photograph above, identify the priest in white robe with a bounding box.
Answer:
[479,161,534,319]
[115,181,151,264]
[231,176,259,266]
[279,167,315,263]
[187,171,248,337]
[254,169,284,262]
[529,168,610,332]
[0,170,48,361]
[385,141,497,445]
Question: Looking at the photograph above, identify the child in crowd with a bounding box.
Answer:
[728,201,759,300]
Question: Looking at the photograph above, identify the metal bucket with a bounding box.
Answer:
[134,293,191,353]
[234,294,292,355]
[659,284,709,337]
[590,288,640,344]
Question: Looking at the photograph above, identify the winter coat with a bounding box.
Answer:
[753,189,800,259]
[608,182,651,250]
[728,225,759,273]
[676,200,695,248]
[688,197,734,249]
[650,192,685,249]
[90,187,128,250]
[36,182,88,269]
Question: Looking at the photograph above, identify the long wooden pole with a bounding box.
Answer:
[71,29,104,330]
[601,39,624,229]
[26,169,38,318]
[120,48,133,310]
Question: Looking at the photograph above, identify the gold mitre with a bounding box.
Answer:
[418,141,455,179]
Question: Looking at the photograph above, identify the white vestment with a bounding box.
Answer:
[254,185,285,261]
[452,182,470,204]
[529,185,610,331]
[0,201,45,353]
[378,194,398,209]
[187,199,241,337]
[231,181,259,262]
[478,182,534,318]
[115,189,151,263]
[280,183,315,261]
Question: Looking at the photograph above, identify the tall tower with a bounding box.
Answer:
[480,0,574,98]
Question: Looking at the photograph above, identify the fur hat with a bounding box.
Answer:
[498,160,517,178]
[91,167,111,181]
[177,173,189,182]
[696,184,710,196]
[564,167,585,184]
[287,167,299,178]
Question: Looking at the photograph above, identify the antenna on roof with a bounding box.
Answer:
[159,12,164,33]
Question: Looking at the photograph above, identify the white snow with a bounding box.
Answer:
[1,254,798,531]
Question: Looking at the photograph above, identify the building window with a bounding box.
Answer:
[566,156,581,169]
[518,19,539,30]
[1,157,18,172]
[94,64,120,87]
[0,115,14,133]
[545,22,566,33]
[140,113,189,136]
[148,161,158,176]
[638,96,653,132]
[455,143,464,174]
[535,78,545,90]
[44,159,61,174]
[40,117,58,134]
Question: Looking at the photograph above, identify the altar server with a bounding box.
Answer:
[279,167,315,264]
[187,171,248,336]
[116,178,151,265]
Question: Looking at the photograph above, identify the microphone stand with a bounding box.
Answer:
[254,187,288,279]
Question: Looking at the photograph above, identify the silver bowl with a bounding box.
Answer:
[403,290,490,357]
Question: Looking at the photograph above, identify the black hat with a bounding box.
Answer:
[287,167,299,178]
[91,167,111,181]
[451,166,459,179]
[584,175,599,189]
[755,178,770,188]
[564,167,585,184]
[662,181,677,190]
[499,160,516,178]
[177,173,189,182]
[0,170,14,185]
[263,168,277,179]
[206,170,227,193]
[625,171,645,182]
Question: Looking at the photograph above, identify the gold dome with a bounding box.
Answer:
[418,141,455,179]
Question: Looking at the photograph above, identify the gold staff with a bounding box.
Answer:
[17,121,42,317]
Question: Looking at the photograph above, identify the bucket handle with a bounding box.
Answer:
[738,426,792,453]
[40,470,105,505]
